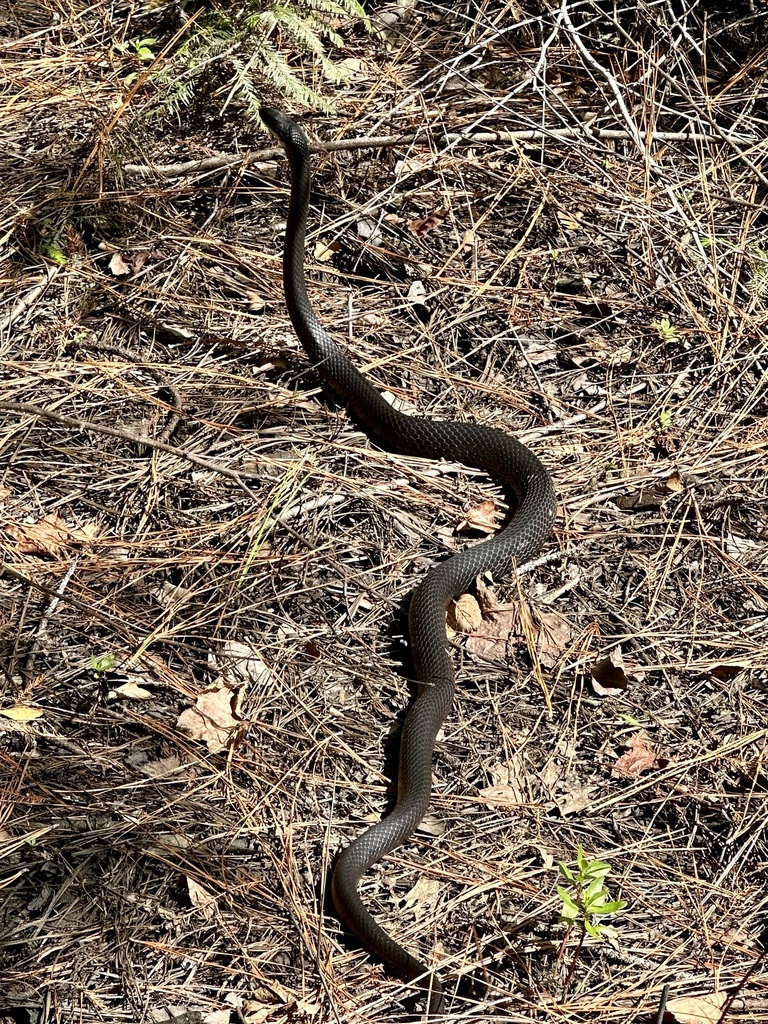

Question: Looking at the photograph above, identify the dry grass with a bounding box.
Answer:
[2,2,768,1022]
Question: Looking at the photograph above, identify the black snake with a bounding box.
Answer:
[261,107,556,1014]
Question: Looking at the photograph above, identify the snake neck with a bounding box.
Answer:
[280,139,406,441]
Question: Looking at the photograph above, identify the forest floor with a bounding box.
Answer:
[2,2,768,1023]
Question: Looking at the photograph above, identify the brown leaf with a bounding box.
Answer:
[465,589,573,669]
[659,470,684,493]
[176,683,243,753]
[664,991,728,1024]
[131,251,149,274]
[477,758,527,807]
[591,647,645,696]
[401,875,441,912]
[612,734,668,779]
[448,593,482,633]
[533,608,575,668]
[461,498,498,534]
[591,655,629,694]
[407,208,448,238]
[187,876,217,920]
[6,511,72,557]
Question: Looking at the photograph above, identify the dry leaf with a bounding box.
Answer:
[460,228,475,251]
[591,647,645,696]
[295,997,322,1016]
[202,1008,229,1024]
[242,1004,277,1024]
[462,498,498,534]
[70,521,100,545]
[477,758,527,807]
[7,512,72,557]
[665,991,728,1024]
[361,311,385,326]
[533,608,575,668]
[314,238,339,263]
[407,208,447,238]
[401,875,441,912]
[132,251,149,274]
[538,757,593,815]
[465,589,573,669]
[0,706,44,722]
[109,251,132,276]
[612,734,668,779]
[449,593,482,632]
[557,780,593,816]
[112,681,153,700]
[659,470,684,493]
[709,664,742,681]
[212,640,273,688]
[406,279,427,305]
[356,218,382,243]
[337,56,363,75]
[176,683,242,753]
[140,754,185,778]
[187,876,217,920]
[394,153,436,177]
[556,209,584,231]
[416,813,445,838]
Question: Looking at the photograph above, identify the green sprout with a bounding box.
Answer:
[659,408,673,429]
[90,652,116,677]
[115,37,157,86]
[557,845,627,940]
[131,38,157,61]
[652,317,678,342]
[40,238,67,265]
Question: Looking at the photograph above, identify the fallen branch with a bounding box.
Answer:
[123,125,759,179]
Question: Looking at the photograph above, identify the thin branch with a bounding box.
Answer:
[122,126,758,179]
[0,400,257,495]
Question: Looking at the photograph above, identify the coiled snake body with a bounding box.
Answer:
[261,108,556,1014]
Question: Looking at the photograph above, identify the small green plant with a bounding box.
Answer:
[659,407,673,429]
[90,652,117,677]
[557,845,627,939]
[652,316,678,343]
[39,238,67,266]
[115,37,157,85]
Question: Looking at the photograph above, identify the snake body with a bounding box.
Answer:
[261,108,556,1014]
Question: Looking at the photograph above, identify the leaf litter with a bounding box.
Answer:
[2,3,767,1022]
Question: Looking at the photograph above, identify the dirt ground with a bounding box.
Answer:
[2,2,768,1022]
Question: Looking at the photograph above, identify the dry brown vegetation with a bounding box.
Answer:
[2,2,768,1023]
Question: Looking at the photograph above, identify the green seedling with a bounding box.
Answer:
[652,316,678,343]
[557,845,627,939]
[116,37,157,85]
[90,652,116,677]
